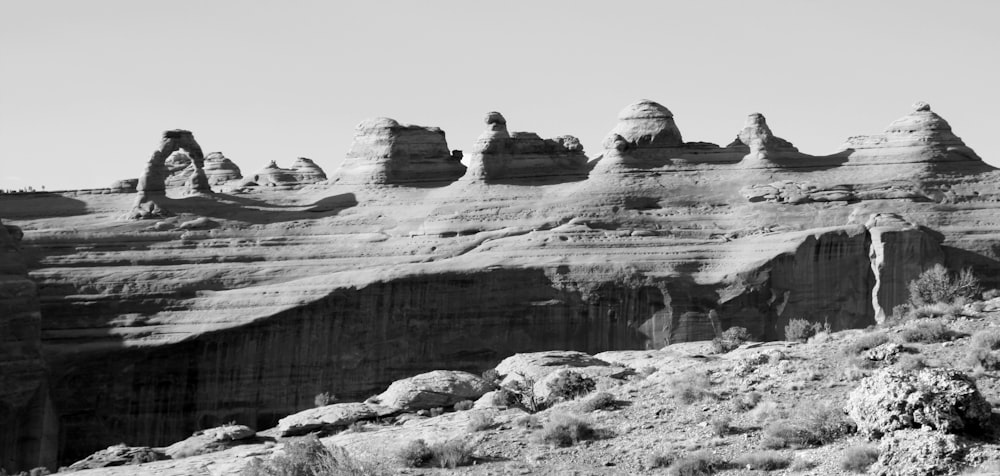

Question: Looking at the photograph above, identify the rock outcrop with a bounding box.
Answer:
[66,444,166,471]
[842,101,984,168]
[127,130,211,219]
[846,368,991,439]
[868,429,966,476]
[248,158,327,188]
[371,370,494,411]
[275,403,382,437]
[333,118,465,185]
[865,214,946,322]
[734,113,802,167]
[163,424,255,459]
[463,112,587,181]
[0,219,51,473]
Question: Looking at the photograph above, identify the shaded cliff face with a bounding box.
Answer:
[51,268,649,463]
[0,220,54,473]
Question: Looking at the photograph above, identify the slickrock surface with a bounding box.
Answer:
[1,100,999,471]
[333,117,465,185]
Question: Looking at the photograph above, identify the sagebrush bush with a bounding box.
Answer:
[453,400,474,411]
[429,439,473,469]
[537,412,596,447]
[841,444,879,473]
[966,347,1000,371]
[645,451,675,469]
[396,439,432,468]
[899,319,952,343]
[784,319,828,342]
[712,326,752,353]
[909,301,965,320]
[843,332,892,356]
[732,391,762,412]
[709,415,731,437]
[971,329,1000,350]
[245,435,384,476]
[667,371,715,404]
[466,411,493,432]
[579,391,616,412]
[908,264,980,306]
[667,451,718,476]
[545,370,596,402]
[733,451,791,470]
[760,402,852,449]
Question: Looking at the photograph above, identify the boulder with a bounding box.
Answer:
[868,429,965,476]
[164,424,255,459]
[333,117,464,185]
[275,402,383,436]
[66,444,166,471]
[371,370,494,411]
[846,368,991,439]
[494,350,615,385]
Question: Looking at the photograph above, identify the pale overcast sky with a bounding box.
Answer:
[1,1,998,191]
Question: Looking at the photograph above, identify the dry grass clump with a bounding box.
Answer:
[709,415,731,437]
[537,412,596,447]
[749,401,783,425]
[395,438,473,469]
[667,450,719,476]
[466,411,494,432]
[840,444,879,473]
[579,391,616,412]
[667,371,716,404]
[843,331,892,356]
[732,451,791,470]
[898,319,953,343]
[245,435,385,476]
[760,402,852,449]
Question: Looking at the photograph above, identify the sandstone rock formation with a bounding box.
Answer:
[248,158,327,187]
[865,213,945,322]
[66,444,165,471]
[371,370,494,411]
[463,112,587,181]
[332,117,465,185]
[493,351,614,385]
[846,368,991,439]
[166,151,243,187]
[734,113,803,167]
[163,424,255,459]
[0,219,51,473]
[276,403,381,437]
[127,130,211,219]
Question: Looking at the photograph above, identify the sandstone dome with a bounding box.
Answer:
[610,99,683,149]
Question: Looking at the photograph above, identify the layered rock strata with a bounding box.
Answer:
[333,117,464,185]
[128,130,211,219]
[463,112,587,181]
[166,151,242,186]
[843,102,984,167]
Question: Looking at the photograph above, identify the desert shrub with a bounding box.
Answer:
[709,415,731,437]
[579,391,616,412]
[732,391,762,411]
[545,370,596,402]
[760,402,852,449]
[843,331,892,356]
[314,392,335,407]
[481,368,501,385]
[667,451,719,476]
[645,451,675,469]
[841,444,879,473]
[396,439,432,467]
[966,347,1000,371]
[784,319,829,343]
[749,401,783,425]
[712,326,752,353]
[537,412,596,447]
[896,354,928,371]
[453,400,474,411]
[908,264,980,306]
[244,435,384,476]
[732,451,790,470]
[667,371,715,404]
[899,320,952,343]
[788,458,817,471]
[505,374,544,413]
[429,439,473,469]
[513,414,540,429]
[971,329,1000,350]
[909,301,965,320]
[466,412,493,432]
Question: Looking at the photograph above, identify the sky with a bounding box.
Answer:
[1,1,999,191]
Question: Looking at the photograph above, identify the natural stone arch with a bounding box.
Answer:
[128,130,211,219]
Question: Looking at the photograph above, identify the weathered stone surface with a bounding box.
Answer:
[66,444,166,471]
[846,368,991,439]
[333,117,464,185]
[275,402,378,436]
[463,112,587,181]
[869,429,966,476]
[494,351,612,385]
[371,370,494,411]
[163,424,255,459]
